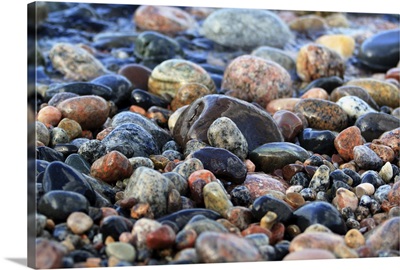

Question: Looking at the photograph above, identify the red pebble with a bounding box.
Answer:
[90,151,133,183]
[146,225,176,249]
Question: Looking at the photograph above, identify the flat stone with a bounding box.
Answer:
[201,8,293,50]
[249,142,310,173]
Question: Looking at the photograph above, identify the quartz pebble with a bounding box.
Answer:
[105,242,136,262]
[66,212,93,235]
[336,96,376,121]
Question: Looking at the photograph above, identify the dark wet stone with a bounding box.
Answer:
[300,76,343,95]
[330,169,353,186]
[130,89,169,110]
[272,110,304,142]
[37,146,65,162]
[196,231,262,263]
[331,180,352,196]
[100,215,134,242]
[184,215,228,235]
[163,172,188,196]
[90,74,132,106]
[43,161,96,205]
[342,168,362,187]
[65,153,91,175]
[157,209,221,230]
[78,139,107,164]
[191,147,247,184]
[173,94,283,152]
[354,145,384,171]
[294,98,348,132]
[45,82,113,101]
[110,111,171,150]
[298,128,336,155]
[355,112,400,142]
[36,160,50,175]
[251,195,293,223]
[70,138,90,148]
[38,190,90,222]
[69,250,97,263]
[92,32,138,49]
[292,201,347,234]
[249,142,310,173]
[230,185,252,207]
[357,29,400,71]
[48,92,79,107]
[134,31,182,63]
[102,123,159,158]
[83,175,116,205]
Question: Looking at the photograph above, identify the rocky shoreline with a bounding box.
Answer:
[28,2,400,269]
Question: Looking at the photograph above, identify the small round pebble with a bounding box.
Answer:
[105,242,136,262]
[66,212,93,235]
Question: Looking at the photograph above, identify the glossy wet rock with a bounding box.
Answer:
[118,64,152,91]
[133,5,198,35]
[130,89,169,110]
[42,161,96,204]
[44,82,113,101]
[272,110,304,142]
[56,95,109,130]
[294,98,348,132]
[173,94,283,152]
[251,195,293,223]
[207,116,248,160]
[296,43,345,82]
[200,8,292,50]
[292,201,347,234]
[336,96,377,121]
[357,29,400,71]
[146,225,176,249]
[90,74,132,106]
[346,78,399,108]
[35,239,66,269]
[355,112,399,142]
[37,106,62,127]
[90,150,133,183]
[334,126,364,161]
[249,142,310,173]
[191,147,247,183]
[222,55,292,107]
[38,190,90,222]
[298,128,336,156]
[195,231,262,263]
[148,59,216,99]
[157,209,221,230]
[49,43,108,81]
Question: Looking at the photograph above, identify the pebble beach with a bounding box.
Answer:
[26,2,400,269]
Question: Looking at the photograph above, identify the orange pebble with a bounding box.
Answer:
[37,105,62,127]
[129,105,147,116]
[300,87,330,100]
[188,169,217,186]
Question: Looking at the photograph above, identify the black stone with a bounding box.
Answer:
[230,185,252,207]
[191,147,247,184]
[53,143,79,157]
[329,169,353,186]
[130,89,169,110]
[65,153,91,175]
[357,28,400,71]
[91,74,133,106]
[38,190,90,222]
[99,215,134,242]
[156,208,221,230]
[44,82,113,101]
[342,168,362,187]
[300,76,343,95]
[292,201,347,234]
[298,128,336,156]
[290,172,310,187]
[53,223,72,241]
[36,159,50,174]
[273,241,290,261]
[355,112,400,142]
[70,138,90,149]
[37,146,65,162]
[42,161,96,205]
[251,195,293,223]
[331,180,352,196]
[361,171,385,189]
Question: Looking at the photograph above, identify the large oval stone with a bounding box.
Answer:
[148,59,216,99]
[292,201,347,234]
[222,55,293,108]
[357,29,400,71]
[294,98,348,132]
[42,161,96,205]
[249,142,310,173]
[173,94,284,152]
[56,95,109,130]
[200,8,293,50]
[345,78,400,108]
